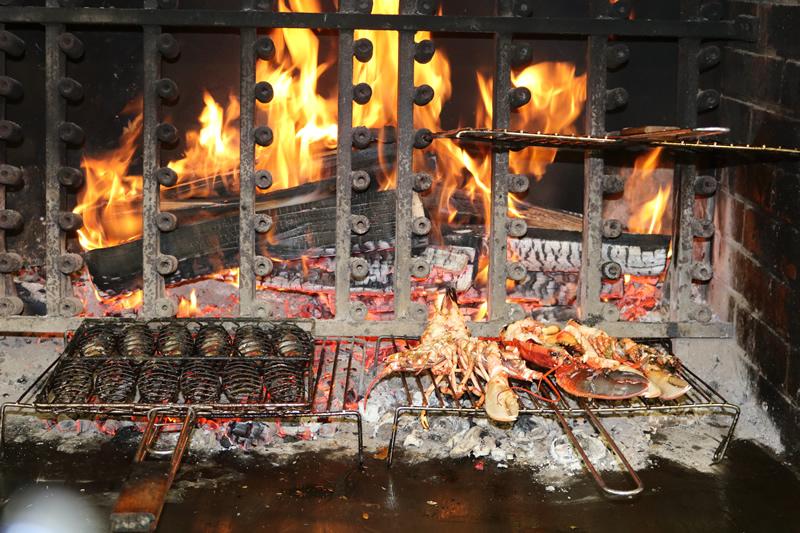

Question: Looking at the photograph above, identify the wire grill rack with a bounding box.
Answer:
[1,319,365,462]
[375,336,740,498]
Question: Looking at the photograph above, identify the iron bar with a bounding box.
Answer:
[578,10,608,321]
[669,0,701,323]
[334,1,355,319]
[393,0,415,320]
[44,1,73,316]
[487,5,512,320]
[0,8,757,41]
[141,0,163,317]
[239,0,257,316]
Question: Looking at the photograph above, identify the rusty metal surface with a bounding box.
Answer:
[334,1,355,320]
[141,1,163,318]
[393,0,414,320]
[0,8,758,41]
[238,1,257,317]
[578,22,607,322]
[44,3,70,316]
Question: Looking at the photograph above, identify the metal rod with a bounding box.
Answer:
[334,1,354,319]
[669,0,701,323]
[44,2,70,316]
[239,1,257,317]
[393,0,414,320]
[141,0,163,317]
[578,7,608,321]
[488,1,512,321]
[0,8,757,41]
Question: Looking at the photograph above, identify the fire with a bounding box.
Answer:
[177,289,199,318]
[624,148,672,234]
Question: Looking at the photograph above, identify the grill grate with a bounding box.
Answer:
[375,335,740,497]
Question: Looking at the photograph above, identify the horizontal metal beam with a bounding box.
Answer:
[0,316,732,339]
[0,8,756,41]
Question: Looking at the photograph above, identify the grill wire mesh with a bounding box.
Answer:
[38,321,312,407]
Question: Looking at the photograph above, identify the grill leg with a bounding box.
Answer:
[110,409,196,532]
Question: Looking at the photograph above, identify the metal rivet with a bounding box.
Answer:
[156,122,178,144]
[154,297,177,318]
[57,253,84,275]
[157,33,180,60]
[353,0,373,14]
[353,38,374,62]
[254,255,273,277]
[601,261,622,280]
[415,0,437,15]
[508,174,529,194]
[255,170,273,190]
[156,167,178,187]
[351,214,370,235]
[156,212,178,232]
[605,87,629,111]
[509,87,531,109]
[413,84,434,106]
[0,252,22,273]
[352,126,373,149]
[350,300,368,321]
[698,45,721,71]
[606,43,630,70]
[601,304,620,322]
[410,302,428,321]
[413,128,433,149]
[413,172,432,193]
[0,31,26,58]
[156,254,179,276]
[351,170,371,192]
[691,218,715,239]
[254,37,275,61]
[410,258,431,279]
[254,213,273,233]
[157,0,178,9]
[57,211,83,232]
[697,89,720,112]
[0,120,22,143]
[254,81,274,103]
[254,126,273,147]
[57,121,84,146]
[253,302,276,319]
[506,262,527,281]
[510,42,532,68]
[0,76,23,100]
[0,164,22,187]
[694,175,718,196]
[57,77,83,102]
[691,262,713,281]
[155,78,179,102]
[608,0,630,18]
[411,216,431,236]
[58,297,83,317]
[414,39,435,64]
[603,174,624,195]
[0,209,22,231]
[57,32,84,60]
[513,0,532,16]
[353,82,372,105]
[0,296,23,317]
[700,0,722,21]
[506,218,528,238]
[350,257,369,280]
[508,303,527,322]
[691,305,713,323]
[602,219,623,239]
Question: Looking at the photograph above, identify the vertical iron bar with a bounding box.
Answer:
[488,1,513,321]
[141,0,162,317]
[394,0,415,320]
[670,0,701,322]
[334,1,355,319]
[0,22,8,299]
[44,1,70,315]
[578,2,608,321]
[239,0,257,316]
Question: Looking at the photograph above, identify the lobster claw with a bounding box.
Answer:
[554,362,651,400]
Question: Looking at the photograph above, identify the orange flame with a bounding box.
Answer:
[177,289,199,318]
[624,148,672,234]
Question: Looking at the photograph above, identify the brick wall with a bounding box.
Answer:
[711,0,800,452]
